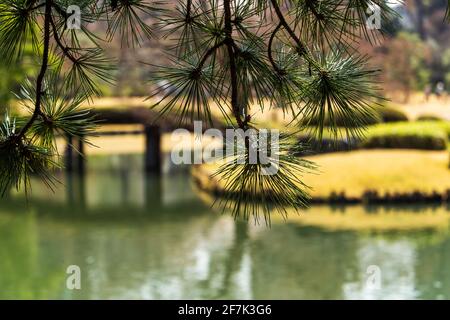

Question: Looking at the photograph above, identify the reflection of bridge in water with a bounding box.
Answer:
[1,165,448,299]
[66,107,226,174]
[3,164,208,220]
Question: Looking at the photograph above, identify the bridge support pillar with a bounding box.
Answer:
[65,135,85,174]
[66,135,74,172]
[144,125,161,173]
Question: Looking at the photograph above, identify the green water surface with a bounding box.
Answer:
[0,155,449,300]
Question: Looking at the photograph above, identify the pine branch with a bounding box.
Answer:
[224,0,246,129]
[198,39,226,69]
[186,0,192,20]
[16,0,52,139]
[446,1,450,22]
[269,0,307,57]
[49,14,77,65]
[304,0,325,21]
[268,22,283,74]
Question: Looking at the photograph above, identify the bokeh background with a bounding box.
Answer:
[1,0,450,300]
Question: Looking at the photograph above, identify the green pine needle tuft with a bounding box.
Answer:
[16,71,98,152]
[212,131,316,226]
[149,57,230,126]
[0,0,39,64]
[0,113,58,197]
[298,50,381,142]
[106,0,159,47]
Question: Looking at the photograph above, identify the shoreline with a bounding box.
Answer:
[192,156,450,206]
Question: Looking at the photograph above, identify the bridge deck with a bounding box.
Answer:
[67,107,228,174]
[90,107,227,132]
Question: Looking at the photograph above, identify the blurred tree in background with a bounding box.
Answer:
[1,1,450,102]
[401,0,450,88]
[443,49,450,85]
[0,42,39,110]
[382,32,432,102]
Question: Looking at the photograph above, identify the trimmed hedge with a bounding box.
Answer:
[373,104,409,123]
[297,121,450,153]
[360,121,450,151]
[299,103,409,128]
[362,134,447,150]
[295,136,354,155]
[300,109,380,128]
[417,114,444,122]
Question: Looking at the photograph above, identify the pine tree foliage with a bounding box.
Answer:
[150,0,401,221]
[0,0,156,195]
[0,0,449,223]
[212,131,316,226]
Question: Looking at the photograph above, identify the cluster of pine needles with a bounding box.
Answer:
[1,0,448,225]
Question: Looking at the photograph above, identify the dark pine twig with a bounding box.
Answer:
[269,0,308,58]
[268,22,283,74]
[17,0,53,139]
[224,0,246,129]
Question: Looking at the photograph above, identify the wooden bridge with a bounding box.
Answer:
[66,107,226,174]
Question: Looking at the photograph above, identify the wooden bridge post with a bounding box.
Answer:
[77,135,85,174]
[144,125,162,173]
[65,135,85,174]
[65,135,86,209]
[65,135,74,172]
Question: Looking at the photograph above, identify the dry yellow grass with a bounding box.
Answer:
[303,150,450,198]
[196,150,450,199]
[12,92,450,121]
[85,97,296,128]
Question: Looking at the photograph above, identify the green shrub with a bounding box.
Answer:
[362,134,447,150]
[299,103,409,129]
[300,109,381,128]
[360,121,450,150]
[417,114,444,121]
[373,104,409,123]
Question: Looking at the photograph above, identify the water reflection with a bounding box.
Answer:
[0,155,449,299]
[343,238,419,299]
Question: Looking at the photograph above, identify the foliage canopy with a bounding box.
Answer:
[1,0,448,223]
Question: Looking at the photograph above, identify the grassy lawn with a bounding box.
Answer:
[302,150,450,199]
[196,150,450,200]
[196,149,450,231]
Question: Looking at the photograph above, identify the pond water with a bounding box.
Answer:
[0,154,449,300]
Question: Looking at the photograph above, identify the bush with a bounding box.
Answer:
[362,134,447,150]
[299,109,381,128]
[295,136,354,155]
[417,114,444,121]
[373,104,409,123]
[299,103,409,129]
[360,121,450,150]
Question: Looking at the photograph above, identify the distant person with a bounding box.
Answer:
[435,82,445,100]
[424,84,432,102]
